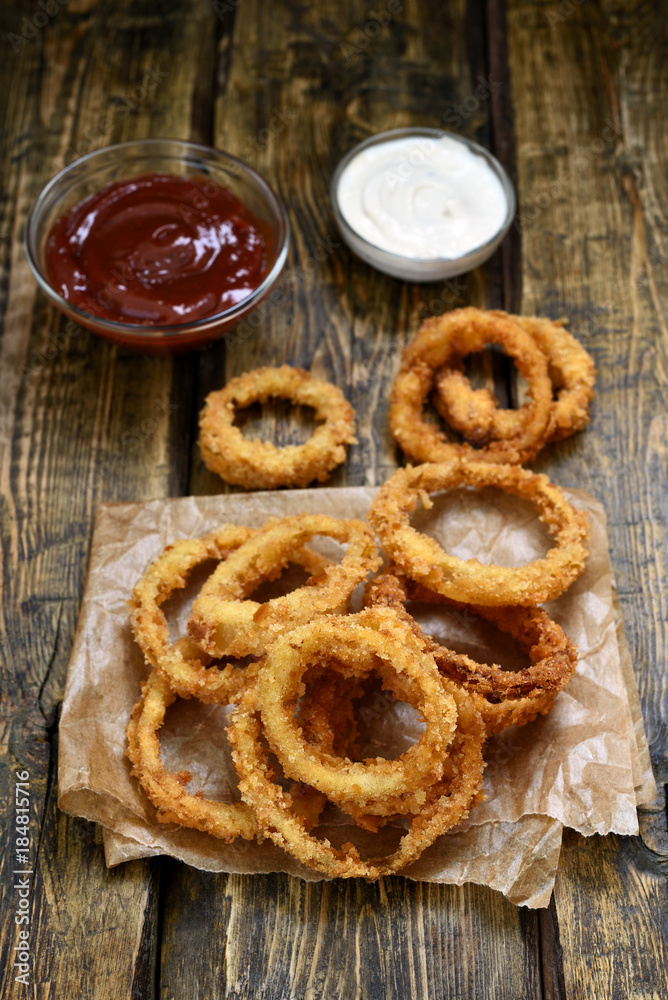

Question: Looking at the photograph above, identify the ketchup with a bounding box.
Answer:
[45,173,268,326]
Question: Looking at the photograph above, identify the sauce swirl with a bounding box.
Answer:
[45,173,268,325]
[336,135,508,260]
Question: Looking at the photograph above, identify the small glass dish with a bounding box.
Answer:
[330,127,515,283]
[24,139,290,354]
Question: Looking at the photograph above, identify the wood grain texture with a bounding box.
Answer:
[0,1,218,996]
[159,867,541,1000]
[165,1,543,996]
[189,0,504,498]
[1,0,666,997]
[507,0,668,778]
[30,741,159,1000]
[507,0,668,996]
[555,831,667,1000]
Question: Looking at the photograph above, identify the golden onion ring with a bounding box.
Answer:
[368,460,588,606]
[433,312,596,446]
[389,308,554,466]
[256,609,457,809]
[187,514,381,658]
[126,669,258,841]
[198,365,357,489]
[364,571,578,734]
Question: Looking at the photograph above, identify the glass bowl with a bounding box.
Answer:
[330,127,515,282]
[24,139,290,353]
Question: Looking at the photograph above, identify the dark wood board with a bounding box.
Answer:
[506,0,668,996]
[0,1,218,997]
[169,1,542,994]
[190,0,503,498]
[0,0,666,997]
[159,866,541,1000]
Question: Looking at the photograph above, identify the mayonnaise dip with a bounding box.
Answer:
[336,134,508,260]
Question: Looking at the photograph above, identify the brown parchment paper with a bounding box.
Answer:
[58,486,655,909]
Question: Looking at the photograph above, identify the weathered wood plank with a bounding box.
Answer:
[508,0,668,799]
[30,739,160,1000]
[160,868,542,1000]
[507,0,668,995]
[0,1,221,996]
[555,831,667,1000]
[189,0,507,498]
[162,3,544,998]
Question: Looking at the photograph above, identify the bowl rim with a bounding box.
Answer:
[330,126,516,266]
[24,138,291,339]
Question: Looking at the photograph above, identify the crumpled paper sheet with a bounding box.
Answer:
[58,486,655,909]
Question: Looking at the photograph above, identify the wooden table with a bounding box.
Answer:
[1,1,666,997]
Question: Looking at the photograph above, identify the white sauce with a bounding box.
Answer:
[336,135,508,260]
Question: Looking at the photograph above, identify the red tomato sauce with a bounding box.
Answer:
[45,173,268,326]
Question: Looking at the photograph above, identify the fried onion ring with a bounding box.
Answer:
[433,312,596,445]
[368,460,588,606]
[298,665,486,832]
[255,609,457,809]
[364,571,578,734]
[198,365,357,489]
[126,669,258,841]
[188,514,381,658]
[228,636,485,879]
[127,669,330,840]
[389,308,554,465]
[130,525,330,703]
[432,366,501,446]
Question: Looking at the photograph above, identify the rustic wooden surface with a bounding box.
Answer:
[0,0,666,998]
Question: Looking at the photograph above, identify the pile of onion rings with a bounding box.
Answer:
[129,522,335,703]
[125,514,488,876]
[198,365,357,489]
[126,305,595,878]
[125,476,586,876]
[126,513,391,853]
[228,608,487,878]
[390,307,595,465]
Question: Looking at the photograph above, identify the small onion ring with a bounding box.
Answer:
[389,308,554,466]
[130,525,330,703]
[255,609,457,808]
[198,365,357,489]
[433,312,596,445]
[126,669,258,841]
[187,514,381,658]
[363,571,578,734]
[368,460,589,606]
